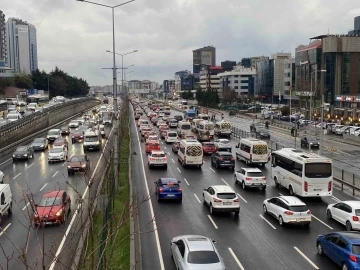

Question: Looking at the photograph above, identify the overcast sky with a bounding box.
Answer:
[3,0,360,86]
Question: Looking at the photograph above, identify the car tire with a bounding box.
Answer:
[234,175,238,184]
[234,211,240,217]
[215,162,219,169]
[346,221,352,231]
[178,198,182,203]
[326,209,332,220]
[148,163,151,169]
[157,194,161,202]
[317,242,323,256]
[164,165,167,170]
[8,202,12,215]
[261,186,266,191]
[279,216,284,226]
[210,204,214,215]
[62,213,67,225]
[263,204,268,214]
[274,177,279,187]
[242,181,246,190]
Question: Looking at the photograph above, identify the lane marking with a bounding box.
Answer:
[312,214,333,230]
[177,167,181,173]
[209,167,215,173]
[207,215,218,229]
[228,247,245,270]
[183,178,189,186]
[27,163,34,169]
[332,196,341,203]
[259,214,276,230]
[62,162,66,167]
[164,146,167,149]
[52,171,58,178]
[221,178,229,186]
[167,152,170,156]
[237,193,248,203]
[279,193,284,196]
[39,183,47,191]
[0,223,11,237]
[0,159,11,166]
[172,159,175,163]
[13,173,21,180]
[194,194,201,204]
[22,202,30,211]
[294,246,319,269]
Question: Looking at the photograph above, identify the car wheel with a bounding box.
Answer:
[289,186,294,196]
[261,186,266,191]
[8,202,12,215]
[242,181,246,190]
[210,204,214,215]
[263,204,268,214]
[279,216,284,226]
[326,209,332,220]
[274,177,279,187]
[157,194,161,202]
[346,221,352,231]
[178,198,182,203]
[234,175,238,184]
[164,165,167,170]
[234,211,240,217]
[215,162,218,169]
[317,242,323,256]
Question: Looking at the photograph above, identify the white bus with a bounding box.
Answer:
[177,139,203,168]
[271,148,333,197]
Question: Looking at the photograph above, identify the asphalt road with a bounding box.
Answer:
[132,106,357,270]
[0,110,113,269]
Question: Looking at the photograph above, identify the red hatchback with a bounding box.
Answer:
[33,190,71,226]
[202,142,217,155]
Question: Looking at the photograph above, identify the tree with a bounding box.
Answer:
[222,87,237,104]
[0,77,14,95]
[49,76,67,97]
[280,105,290,116]
[13,73,33,89]
[31,69,49,91]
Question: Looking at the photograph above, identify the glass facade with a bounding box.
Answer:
[342,53,350,95]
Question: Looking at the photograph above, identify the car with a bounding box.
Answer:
[250,122,265,133]
[60,125,70,135]
[202,142,217,155]
[326,201,360,231]
[168,119,178,128]
[160,127,170,139]
[170,235,226,270]
[53,138,69,149]
[141,127,153,137]
[255,128,270,139]
[145,140,160,154]
[0,171,3,184]
[33,190,71,226]
[147,135,160,144]
[165,131,177,143]
[300,136,320,148]
[151,117,159,125]
[48,146,68,163]
[71,129,85,143]
[210,151,235,170]
[30,138,49,151]
[69,120,80,128]
[316,231,360,270]
[47,129,61,143]
[67,154,90,175]
[234,168,266,191]
[154,178,182,202]
[213,139,232,152]
[144,130,157,140]
[173,115,183,122]
[263,196,311,227]
[203,185,240,216]
[12,146,34,161]
[172,141,180,153]
[148,151,167,169]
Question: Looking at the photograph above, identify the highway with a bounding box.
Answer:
[0,108,112,269]
[132,106,356,270]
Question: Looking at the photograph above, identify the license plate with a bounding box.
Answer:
[253,159,259,161]
[314,189,322,191]
[252,183,260,185]
[167,194,175,197]
[297,218,308,222]
[187,161,193,164]
[224,161,230,163]
[223,202,232,205]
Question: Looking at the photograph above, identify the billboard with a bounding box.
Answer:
[201,51,212,66]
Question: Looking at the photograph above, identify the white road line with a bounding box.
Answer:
[312,214,333,230]
[52,171,58,178]
[27,163,34,169]
[39,183,47,191]
[209,167,215,173]
[221,178,229,186]
[0,159,11,166]
[177,167,181,173]
[207,215,218,229]
[183,178,189,186]
[237,193,248,203]
[62,162,66,167]
[228,247,245,270]
[0,223,11,237]
[22,202,30,211]
[194,194,201,204]
[279,193,283,196]
[172,159,175,163]
[13,173,21,180]
[259,214,276,230]
[332,196,341,203]
[167,152,170,156]
[294,246,319,269]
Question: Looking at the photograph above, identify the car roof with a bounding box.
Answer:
[242,167,262,173]
[159,178,178,183]
[217,151,232,155]
[183,235,215,252]
[43,190,64,198]
[278,196,306,206]
[212,185,235,193]
[342,201,360,208]
[337,232,360,243]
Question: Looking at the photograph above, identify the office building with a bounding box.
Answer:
[348,16,360,35]
[199,66,223,92]
[221,60,236,71]
[251,56,269,68]
[6,18,38,74]
[0,11,6,62]
[0,59,14,77]
[284,58,295,97]
[193,46,216,82]
[241,58,251,68]
[272,53,291,100]
[255,59,274,103]
[218,64,257,96]
[174,70,193,94]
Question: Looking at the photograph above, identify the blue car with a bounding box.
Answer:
[154,178,182,202]
[317,231,360,270]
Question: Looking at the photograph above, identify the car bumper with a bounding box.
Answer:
[32,146,45,151]
[218,162,235,167]
[158,194,182,200]
[48,157,66,162]
[84,145,101,150]
[13,156,29,160]
[61,131,70,135]
[72,137,83,142]
[47,138,57,142]
[34,216,62,225]
[68,167,87,172]
[149,162,167,167]
[244,181,266,188]
[203,150,215,155]
[69,125,78,128]
[284,217,311,225]
[213,207,240,213]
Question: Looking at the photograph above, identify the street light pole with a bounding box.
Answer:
[320,94,325,155]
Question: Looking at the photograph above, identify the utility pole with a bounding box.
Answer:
[320,94,324,155]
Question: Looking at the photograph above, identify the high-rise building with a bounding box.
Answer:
[348,16,360,35]
[251,56,269,68]
[255,59,274,103]
[6,18,38,74]
[0,11,6,62]
[221,60,236,72]
[241,58,251,68]
[199,66,223,93]
[272,53,292,99]
[193,46,216,82]
[283,58,295,97]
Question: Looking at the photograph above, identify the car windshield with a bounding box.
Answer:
[33,138,44,143]
[219,140,230,144]
[288,205,308,212]
[70,156,86,162]
[84,136,99,142]
[38,196,62,207]
[61,126,68,130]
[181,124,191,130]
[16,146,27,152]
[162,183,179,188]
[305,163,332,178]
[187,251,220,264]
[307,137,317,142]
[247,172,264,177]
[217,193,236,199]
[152,153,165,157]
[50,148,64,153]
[258,129,268,133]
[8,114,18,119]
[48,130,59,135]
[168,133,177,137]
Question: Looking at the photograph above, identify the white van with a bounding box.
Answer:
[177,139,203,168]
[83,130,102,151]
[27,103,38,111]
[191,119,202,132]
[165,131,178,143]
[214,121,232,137]
[0,184,12,223]
[198,114,210,121]
[235,138,269,166]
[7,112,21,122]
[197,121,214,141]
[177,121,192,137]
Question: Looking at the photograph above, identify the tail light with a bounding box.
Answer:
[214,198,222,202]
[233,198,239,202]
[163,157,167,161]
[261,177,266,180]
[350,255,357,262]
[353,216,359,221]
[178,187,182,192]
[150,157,155,161]
[307,210,312,215]
[284,211,293,215]
[231,157,235,161]
[158,188,164,192]
[328,181,332,192]
[246,177,252,180]
[304,181,308,192]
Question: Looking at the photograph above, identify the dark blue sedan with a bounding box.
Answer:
[154,178,182,202]
[317,231,360,270]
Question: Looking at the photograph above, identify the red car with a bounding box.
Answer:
[33,190,71,226]
[145,140,160,154]
[202,142,217,155]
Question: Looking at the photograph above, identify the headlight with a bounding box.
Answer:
[67,166,71,168]
[40,145,44,147]
[23,154,28,156]
[12,155,15,157]
[81,164,86,168]
[55,209,63,216]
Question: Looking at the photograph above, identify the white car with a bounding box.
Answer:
[234,168,266,191]
[147,151,167,169]
[158,113,165,118]
[263,196,311,227]
[48,147,68,163]
[169,119,178,128]
[69,120,80,128]
[202,185,240,216]
[165,131,178,144]
[147,135,160,144]
[326,201,360,231]
[213,139,232,151]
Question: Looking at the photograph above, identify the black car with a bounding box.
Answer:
[13,146,34,161]
[210,151,235,170]
[60,125,70,135]
[250,122,265,133]
[300,136,319,148]
[256,128,270,139]
[173,115,183,122]
[31,138,48,151]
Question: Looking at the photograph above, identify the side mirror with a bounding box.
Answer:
[212,239,217,244]
[203,188,207,191]
[235,144,239,148]
[35,204,38,207]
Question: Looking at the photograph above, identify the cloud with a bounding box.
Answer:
[2,0,360,86]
